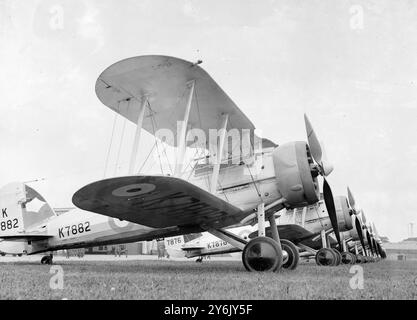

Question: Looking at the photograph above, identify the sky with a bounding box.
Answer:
[1,0,416,242]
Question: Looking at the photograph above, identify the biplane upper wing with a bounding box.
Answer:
[95,55,259,148]
[72,176,248,229]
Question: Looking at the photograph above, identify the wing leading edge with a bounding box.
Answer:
[96,55,256,149]
[72,176,248,229]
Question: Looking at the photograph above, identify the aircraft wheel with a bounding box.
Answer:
[196,257,203,263]
[41,255,53,265]
[315,248,337,266]
[349,252,357,264]
[331,249,342,266]
[281,239,299,270]
[356,254,365,263]
[242,237,283,272]
[341,252,356,264]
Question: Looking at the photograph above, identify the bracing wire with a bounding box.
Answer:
[103,111,118,178]
[150,110,173,175]
[149,106,164,175]
[137,142,157,174]
[114,100,129,176]
[228,116,263,202]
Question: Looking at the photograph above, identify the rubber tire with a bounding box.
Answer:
[41,256,53,265]
[356,254,365,264]
[341,251,356,264]
[315,248,337,266]
[242,237,283,272]
[331,249,342,266]
[280,239,300,270]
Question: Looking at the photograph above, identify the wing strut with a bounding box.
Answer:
[175,80,195,176]
[128,97,147,174]
[210,113,229,193]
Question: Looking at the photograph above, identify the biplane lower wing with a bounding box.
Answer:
[72,176,248,229]
[249,224,315,243]
[249,224,338,249]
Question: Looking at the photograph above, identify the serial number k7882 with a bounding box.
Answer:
[58,222,91,238]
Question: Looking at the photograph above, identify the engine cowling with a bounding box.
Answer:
[272,141,320,207]
[334,196,353,232]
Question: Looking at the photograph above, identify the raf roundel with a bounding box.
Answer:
[108,217,134,232]
[111,183,156,197]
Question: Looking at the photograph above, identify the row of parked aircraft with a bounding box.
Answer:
[0,55,386,271]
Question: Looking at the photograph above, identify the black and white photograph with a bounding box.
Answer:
[1,0,416,306]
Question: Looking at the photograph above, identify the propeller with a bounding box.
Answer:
[372,236,380,257]
[371,222,383,257]
[360,210,375,256]
[365,227,375,256]
[347,187,357,214]
[304,115,334,177]
[368,222,378,257]
[354,214,367,256]
[346,187,367,256]
[304,114,341,251]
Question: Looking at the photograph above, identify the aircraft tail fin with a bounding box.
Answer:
[0,182,56,238]
[164,235,186,258]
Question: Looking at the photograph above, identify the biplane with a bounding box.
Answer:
[71,55,345,272]
[1,55,383,271]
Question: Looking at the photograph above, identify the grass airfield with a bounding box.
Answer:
[0,255,416,300]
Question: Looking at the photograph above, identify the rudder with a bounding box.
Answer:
[0,182,56,237]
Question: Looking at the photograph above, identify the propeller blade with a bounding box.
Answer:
[319,141,334,176]
[304,114,323,167]
[372,237,379,257]
[355,215,367,257]
[347,187,357,212]
[372,222,380,238]
[323,179,342,251]
[366,229,374,256]
[361,210,367,224]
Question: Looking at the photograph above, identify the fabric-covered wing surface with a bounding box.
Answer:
[72,176,247,229]
[96,55,256,148]
[249,224,315,243]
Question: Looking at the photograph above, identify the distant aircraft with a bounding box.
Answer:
[0,55,356,272]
